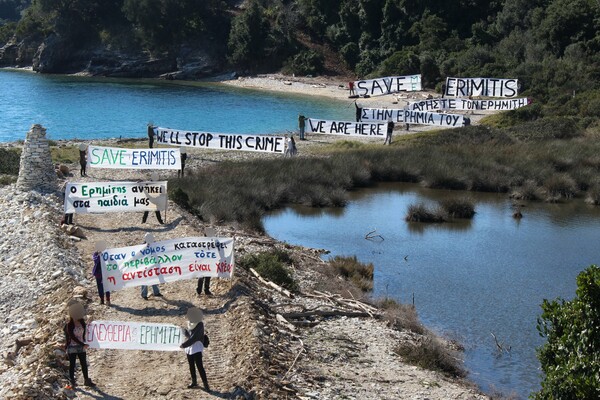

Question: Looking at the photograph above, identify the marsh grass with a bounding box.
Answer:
[405,203,446,223]
[440,198,476,219]
[395,334,466,377]
[171,118,600,230]
[329,255,374,292]
[377,298,424,334]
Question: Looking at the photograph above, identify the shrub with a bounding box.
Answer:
[395,334,466,377]
[440,198,475,219]
[377,298,424,334]
[510,180,541,201]
[168,187,189,209]
[586,184,600,205]
[534,265,600,399]
[405,203,446,223]
[239,251,297,291]
[0,148,20,175]
[329,255,374,292]
[287,49,325,76]
[543,173,577,202]
[507,117,583,142]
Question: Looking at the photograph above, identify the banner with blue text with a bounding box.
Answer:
[87,146,181,170]
[444,77,518,98]
[64,181,167,214]
[101,236,235,292]
[155,127,285,154]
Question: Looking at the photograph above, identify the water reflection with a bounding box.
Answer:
[263,182,600,398]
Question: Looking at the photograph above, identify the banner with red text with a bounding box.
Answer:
[101,237,234,292]
[86,320,183,351]
[154,127,285,154]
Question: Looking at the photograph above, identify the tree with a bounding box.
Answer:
[227,0,269,68]
[534,265,600,399]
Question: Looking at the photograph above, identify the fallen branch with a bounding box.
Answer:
[250,268,294,298]
[283,338,304,379]
[282,310,371,319]
[365,229,384,241]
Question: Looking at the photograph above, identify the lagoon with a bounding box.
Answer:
[264,183,600,398]
[0,69,348,142]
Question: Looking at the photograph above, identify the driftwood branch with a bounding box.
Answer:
[282,310,372,319]
[283,338,304,379]
[250,268,294,298]
[365,229,385,241]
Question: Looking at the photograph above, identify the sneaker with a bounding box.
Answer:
[187,383,198,389]
[154,293,163,297]
[204,291,213,297]
[142,296,148,300]
[100,300,104,305]
[84,378,95,387]
[106,300,111,307]
[69,379,76,388]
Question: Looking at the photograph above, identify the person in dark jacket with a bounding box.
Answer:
[79,144,87,177]
[298,114,306,140]
[92,251,110,306]
[64,302,94,388]
[148,124,155,148]
[178,148,188,178]
[196,277,212,296]
[181,307,209,391]
[355,102,362,122]
[384,120,394,145]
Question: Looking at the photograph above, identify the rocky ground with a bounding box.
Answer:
[0,141,490,399]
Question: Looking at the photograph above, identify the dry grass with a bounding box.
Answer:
[405,203,446,223]
[439,198,476,219]
[395,334,466,378]
[328,255,374,292]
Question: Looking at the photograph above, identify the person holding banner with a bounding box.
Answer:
[355,102,362,122]
[64,301,95,388]
[181,307,210,391]
[298,115,306,140]
[79,144,87,177]
[384,120,394,145]
[141,233,163,300]
[178,148,187,178]
[147,123,155,148]
[92,250,110,306]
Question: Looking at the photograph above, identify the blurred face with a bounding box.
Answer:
[186,307,203,324]
[68,302,85,320]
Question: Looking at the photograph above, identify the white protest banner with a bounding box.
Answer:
[64,181,167,214]
[444,77,518,98]
[86,320,183,351]
[361,108,464,127]
[101,236,234,292]
[307,119,386,137]
[87,146,181,170]
[155,127,285,154]
[354,75,422,97]
[407,97,530,112]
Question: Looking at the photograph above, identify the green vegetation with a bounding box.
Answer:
[172,120,600,231]
[239,250,298,291]
[50,145,78,164]
[534,265,600,399]
[0,147,20,175]
[329,255,374,292]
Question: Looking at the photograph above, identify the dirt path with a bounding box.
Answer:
[62,165,255,400]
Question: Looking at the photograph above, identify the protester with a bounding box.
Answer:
[298,114,306,140]
[284,135,294,157]
[147,124,155,148]
[141,173,164,224]
[92,242,110,306]
[141,233,162,300]
[289,136,298,156]
[348,81,356,96]
[384,120,394,145]
[441,83,446,98]
[178,148,187,178]
[464,117,471,126]
[181,307,210,391]
[197,277,212,296]
[79,144,87,177]
[405,123,410,131]
[64,301,94,388]
[355,102,362,122]
[61,181,74,226]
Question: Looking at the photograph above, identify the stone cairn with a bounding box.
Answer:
[16,124,57,192]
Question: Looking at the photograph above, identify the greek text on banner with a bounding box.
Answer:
[86,320,183,351]
[361,108,464,127]
[155,127,285,154]
[407,97,530,112]
[444,77,518,98]
[64,181,167,214]
[101,236,235,292]
[307,119,386,137]
[87,146,181,170]
[354,75,422,97]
